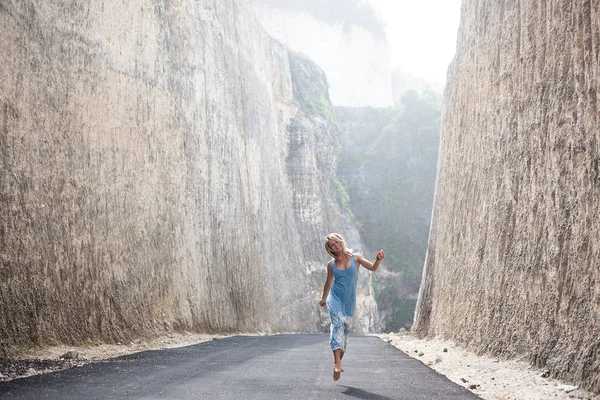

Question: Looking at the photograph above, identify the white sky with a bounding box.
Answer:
[369,0,463,84]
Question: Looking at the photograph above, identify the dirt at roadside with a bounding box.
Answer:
[0,358,80,381]
[379,332,600,400]
[0,332,228,383]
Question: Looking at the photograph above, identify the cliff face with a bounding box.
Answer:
[0,0,376,354]
[250,5,393,107]
[414,0,600,392]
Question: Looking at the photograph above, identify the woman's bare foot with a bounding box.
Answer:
[333,367,340,381]
[333,362,344,380]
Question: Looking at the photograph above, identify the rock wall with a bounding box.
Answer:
[0,0,376,354]
[250,5,393,107]
[414,0,600,392]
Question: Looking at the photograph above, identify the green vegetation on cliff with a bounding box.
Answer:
[289,52,336,124]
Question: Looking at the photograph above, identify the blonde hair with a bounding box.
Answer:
[325,233,352,258]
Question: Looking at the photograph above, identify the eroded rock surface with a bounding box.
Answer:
[0,0,376,354]
[414,0,599,392]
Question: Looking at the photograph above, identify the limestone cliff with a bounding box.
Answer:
[250,3,393,107]
[0,0,376,354]
[414,0,600,392]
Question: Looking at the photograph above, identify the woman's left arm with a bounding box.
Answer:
[356,250,385,271]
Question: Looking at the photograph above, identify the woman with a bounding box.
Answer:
[319,233,385,381]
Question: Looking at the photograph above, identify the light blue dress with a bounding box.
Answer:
[326,254,358,352]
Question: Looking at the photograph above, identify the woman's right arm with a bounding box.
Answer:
[319,261,334,307]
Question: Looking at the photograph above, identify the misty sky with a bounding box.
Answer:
[369,0,462,84]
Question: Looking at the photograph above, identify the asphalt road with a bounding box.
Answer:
[0,334,481,400]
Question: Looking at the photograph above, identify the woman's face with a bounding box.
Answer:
[327,239,343,255]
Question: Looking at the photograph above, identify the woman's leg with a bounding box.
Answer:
[341,317,352,354]
[327,298,345,380]
[334,349,343,369]
[333,348,344,381]
[334,316,352,379]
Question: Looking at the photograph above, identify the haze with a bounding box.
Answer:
[370,0,462,84]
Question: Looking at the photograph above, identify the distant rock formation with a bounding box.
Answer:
[250,2,393,107]
[0,0,376,354]
[335,92,441,332]
[391,68,444,103]
[414,0,599,392]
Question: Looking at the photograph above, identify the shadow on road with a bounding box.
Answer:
[340,385,394,400]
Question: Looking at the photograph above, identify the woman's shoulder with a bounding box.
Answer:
[351,253,365,267]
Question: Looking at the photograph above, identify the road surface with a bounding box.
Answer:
[0,334,481,399]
